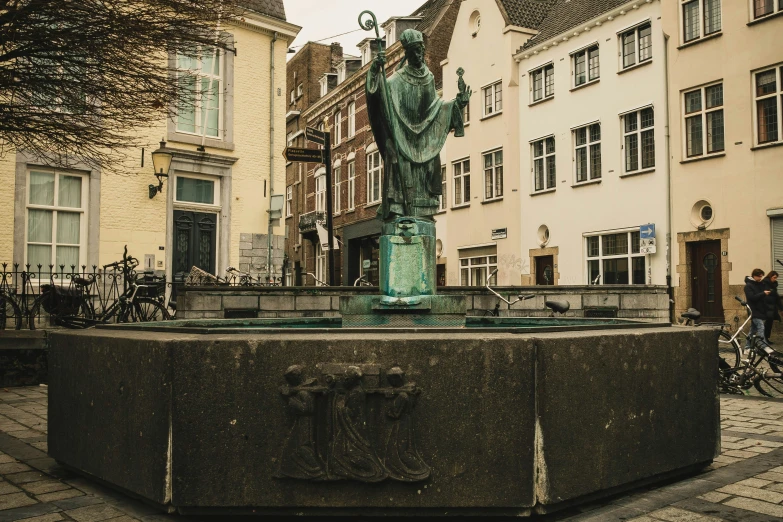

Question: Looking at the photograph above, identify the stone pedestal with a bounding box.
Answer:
[379,217,436,306]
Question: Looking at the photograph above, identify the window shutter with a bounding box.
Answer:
[772,217,783,268]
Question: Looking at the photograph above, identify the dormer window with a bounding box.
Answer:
[337,63,346,84]
[386,24,396,45]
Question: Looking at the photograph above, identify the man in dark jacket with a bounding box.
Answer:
[745,268,770,348]
[763,271,782,343]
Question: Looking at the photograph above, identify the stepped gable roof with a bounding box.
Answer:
[497,0,559,29]
[519,0,630,51]
[239,0,286,21]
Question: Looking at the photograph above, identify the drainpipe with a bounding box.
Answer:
[663,31,674,322]
[267,32,278,284]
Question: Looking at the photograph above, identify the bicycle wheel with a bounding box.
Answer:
[125,297,171,323]
[27,294,50,330]
[0,295,22,330]
[718,330,741,369]
[754,373,783,398]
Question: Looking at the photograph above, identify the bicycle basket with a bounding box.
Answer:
[41,285,83,315]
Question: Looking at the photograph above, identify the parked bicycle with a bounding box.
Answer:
[483,269,570,317]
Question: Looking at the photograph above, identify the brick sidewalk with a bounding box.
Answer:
[3,388,783,520]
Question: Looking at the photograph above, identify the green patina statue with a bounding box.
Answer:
[366,28,470,220]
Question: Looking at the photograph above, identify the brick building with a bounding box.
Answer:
[285,0,460,286]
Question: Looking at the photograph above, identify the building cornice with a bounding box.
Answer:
[233,11,301,42]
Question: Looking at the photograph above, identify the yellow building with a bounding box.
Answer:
[0,2,299,291]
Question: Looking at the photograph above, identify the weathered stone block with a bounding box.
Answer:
[239,242,252,251]
[620,294,661,310]
[222,295,260,310]
[551,294,583,310]
[260,296,295,311]
[184,294,222,312]
[472,294,509,311]
[251,235,267,249]
[583,294,620,308]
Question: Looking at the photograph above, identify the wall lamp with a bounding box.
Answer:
[149,140,173,199]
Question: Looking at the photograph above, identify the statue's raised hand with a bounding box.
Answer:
[374,50,387,69]
[457,86,471,109]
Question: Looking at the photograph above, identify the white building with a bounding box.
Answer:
[514,0,670,288]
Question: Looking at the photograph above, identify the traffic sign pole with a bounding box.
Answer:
[324,133,335,286]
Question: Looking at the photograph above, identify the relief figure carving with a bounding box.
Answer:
[382,367,431,481]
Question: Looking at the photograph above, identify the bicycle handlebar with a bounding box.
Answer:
[735,296,747,307]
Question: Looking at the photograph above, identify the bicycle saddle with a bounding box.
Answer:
[545,300,570,314]
[72,276,94,287]
[681,308,701,320]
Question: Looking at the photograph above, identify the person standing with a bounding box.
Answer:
[744,268,770,348]
[763,271,782,344]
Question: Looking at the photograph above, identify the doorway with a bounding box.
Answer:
[689,240,723,322]
[171,210,218,305]
[536,256,554,285]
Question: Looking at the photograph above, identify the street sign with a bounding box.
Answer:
[305,126,327,145]
[491,228,507,240]
[640,224,656,239]
[282,147,323,163]
[640,237,657,254]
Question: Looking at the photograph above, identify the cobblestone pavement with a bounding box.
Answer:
[4,389,783,521]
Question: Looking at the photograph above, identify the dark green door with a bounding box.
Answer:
[171,210,217,305]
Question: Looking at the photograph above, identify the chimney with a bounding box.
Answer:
[330,42,344,69]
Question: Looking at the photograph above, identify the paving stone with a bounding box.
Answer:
[65,504,126,521]
[0,492,37,510]
[722,449,760,459]
[743,446,775,454]
[696,491,730,503]
[0,462,32,474]
[713,455,741,464]
[0,483,20,496]
[14,514,63,522]
[35,489,83,502]
[765,482,783,493]
[21,481,71,495]
[0,456,14,465]
[5,472,49,485]
[645,506,723,521]
[716,483,783,503]
[734,477,773,488]
[723,496,783,518]
[720,436,743,443]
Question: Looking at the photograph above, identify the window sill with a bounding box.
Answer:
[450,204,471,210]
[346,135,357,142]
[530,188,556,196]
[333,211,341,217]
[679,152,726,164]
[620,167,655,178]
[167,132,235,152]
[435,209,447,215]
[481,197,503,205]
[529,96,554,108]
[748,10,783,26]
[617,59,653,76]
[570,79,600,93]
[480,111,503,122]
[572,178,602,188]
[677,32,722,50]
[365,202,380,209]
[751,141,783,152]
[344,209,356,214]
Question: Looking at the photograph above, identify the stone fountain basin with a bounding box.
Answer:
[48,325,719,516]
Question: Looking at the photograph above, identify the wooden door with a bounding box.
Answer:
[690,240,723,322]
[171,211,217,305]
[536,255,554,286]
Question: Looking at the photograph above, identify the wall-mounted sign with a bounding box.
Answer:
[640,224,656,239]
[640,238,657,255]
[491,228,507,240]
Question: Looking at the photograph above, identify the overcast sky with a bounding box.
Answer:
[285,0,427,58]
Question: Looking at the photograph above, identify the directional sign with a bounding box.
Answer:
[305,126,327,145]
[640,237,657,255]
[640,224,656,239]
[282,147,323,163]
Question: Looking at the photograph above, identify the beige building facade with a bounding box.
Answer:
[663,0,783,323]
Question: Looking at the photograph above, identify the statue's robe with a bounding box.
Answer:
[367,61,464,220]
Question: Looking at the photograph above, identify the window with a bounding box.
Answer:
[755,66,782,145]
[176,46,223,138]
[367,148,383,205]
[586,231,646,285]
[347,160,356,210]
[682,0,721,43]
[483,149,503,200]
[175,176,217,204]
[315,243,326,286]
[460,255,497,286]
[439,165,447,210]
[334,111,341,145]
[531,64,554,102]
[315,171,326,212]
[532,137,556,192]
[453,158,471,206]
[623,107,655,172]
[26,170,88,269]
[347,102,356,138]
[620,23,652,69]
[463,101,470,124]
[684,82,724,157]
[290,90,295,104]
[297,83,303,97]
[574,123,601,182]
[753,0,782,19]
[286,185,293,217]
[573,45,599,87]
[482,81,502,117]
[333,165,341,213]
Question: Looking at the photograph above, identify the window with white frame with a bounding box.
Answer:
[620,22,652,69]
[684,82,724,157]
[755,65,782,145]
[752,0,782,19]
[463,101,470,124]
[682,0,721,43]
[482,80,502,117]
[573,45,599,87]
[347,102,356,138]
[439,165,447,210]
[176,46,223,138]
[286,185,293,217]
[315,243,326,286]
[315,170,326,212]
[453,158,471,206]
[586,231,646,285]
[367,148,383,205]
[574,123,601,183]
[297,83,303,97]
[290,90,295,104]
[334,111,342,145]
[459,254,497,286]
[623,107,655,173]
[348,160,356,209]
[334,164,341,213]
[175,175,218,205]
[26,170,88,269]
[532,137,556,192]
[483,149,503,200]
[531,64,554,102]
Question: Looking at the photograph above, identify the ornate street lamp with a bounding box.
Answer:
[149,140,173,199]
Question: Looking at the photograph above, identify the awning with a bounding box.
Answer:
[316,222,340,251]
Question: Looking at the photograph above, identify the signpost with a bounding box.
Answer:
[640,224,656,284]
[282,126,335,286]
